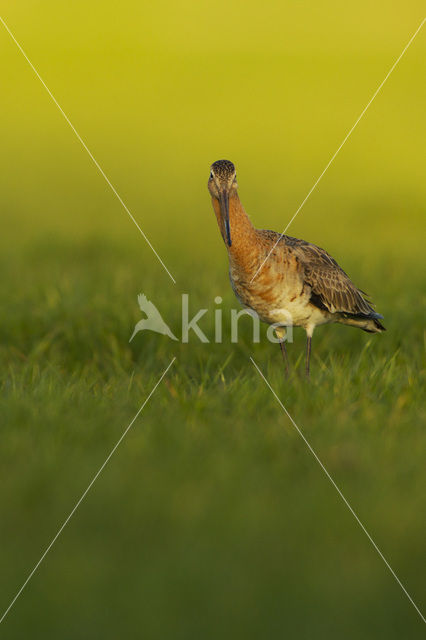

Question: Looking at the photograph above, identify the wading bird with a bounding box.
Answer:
[208,159,385,376]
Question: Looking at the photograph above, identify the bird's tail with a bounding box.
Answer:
[339,312,386,333]
[370,316,386,332]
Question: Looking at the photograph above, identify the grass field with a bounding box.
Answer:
[1,2,425,638]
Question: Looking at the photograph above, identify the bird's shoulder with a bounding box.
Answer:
[284,235,347,273]
[257,230,344,272]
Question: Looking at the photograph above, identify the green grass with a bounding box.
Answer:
[1,1,426,637]
[1,239,425,638]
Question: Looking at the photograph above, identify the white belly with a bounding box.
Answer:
[230,272,331,330]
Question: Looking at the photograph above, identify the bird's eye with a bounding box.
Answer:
[209,172,213,180]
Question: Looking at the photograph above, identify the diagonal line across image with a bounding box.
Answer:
[2,5,424,634]
[0,357,176,626]
[0,16,176,285]
[250,16,426,283]
[250,356,426,624]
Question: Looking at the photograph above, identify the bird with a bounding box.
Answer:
[208,159,385,376]
[129,294,177,342]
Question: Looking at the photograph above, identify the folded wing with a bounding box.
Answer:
[286,236,379,317]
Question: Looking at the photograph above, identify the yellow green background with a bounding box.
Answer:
[1,1,425,275]
[1,2,425,638]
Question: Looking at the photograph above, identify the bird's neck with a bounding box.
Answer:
[212,192,256,261]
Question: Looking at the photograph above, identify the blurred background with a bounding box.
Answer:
[0,1,425,638]
[1,1,425,274]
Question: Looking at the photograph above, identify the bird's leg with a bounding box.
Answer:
[280,341,290,377]
[275,327,289,377]
[305,335,312,378]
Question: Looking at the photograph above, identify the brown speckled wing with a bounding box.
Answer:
[284,237,375,316]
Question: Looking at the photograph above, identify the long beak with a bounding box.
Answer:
[219,189,232,247]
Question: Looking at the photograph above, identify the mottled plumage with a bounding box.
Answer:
[208,159,385,375]
[262,231,384,327]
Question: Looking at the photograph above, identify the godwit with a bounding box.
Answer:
[208,159,385,376]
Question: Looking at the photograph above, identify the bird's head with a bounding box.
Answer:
[208,159,237,247]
